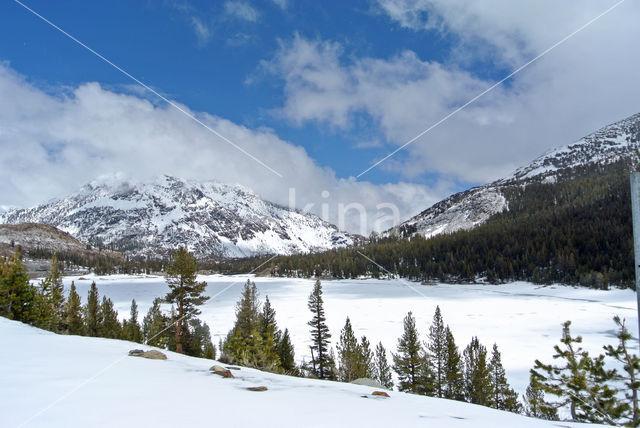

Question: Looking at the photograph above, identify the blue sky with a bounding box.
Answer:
[2,0,459,185]
[1,1,639,233]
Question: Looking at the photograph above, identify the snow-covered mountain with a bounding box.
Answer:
[0,176,354,259]
[388,112,640,238]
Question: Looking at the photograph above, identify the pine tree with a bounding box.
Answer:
[183,318,215,358]
[0,250,36,322]
[142,298,169,348]
[64,282,84,335]
[523,381,558,420]
[531,321,623,424]
[337,317,360,382]
[488,343,521,413]
[603,316,640,426]
[122,299,143,343]
[223,279,263,367]
[393,311,428,394]
[443,326,465,401]
[36,254,65,331]
[277,328,298,375]
[427,306,447,397]
[164,247,209,354]
[260,295,280,342]
[47,254,65,331]
[84,282,101,337]
[307,280,332,379]
[98,296,121,339]
[358,335,375,379]
[258,295,281,370]
[464,336,491,406]
[374,341,394,390]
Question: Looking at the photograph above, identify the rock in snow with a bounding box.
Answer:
[0,175,354,259]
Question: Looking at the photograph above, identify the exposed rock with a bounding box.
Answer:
[246,386,268,392]
[210,365,234,378]
[350,378,385,389]
[371,391,390,397]
[129,349,167,360]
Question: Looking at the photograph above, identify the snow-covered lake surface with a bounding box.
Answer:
[63,274,637,397]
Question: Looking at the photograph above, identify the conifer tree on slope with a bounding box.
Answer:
[523,380,558,421]
[374,341,394,390]
[393,311,428,394]
[604,316,640,426]
[142,297,169,348]
[531,321,624,424]
[464,336,491,406]
[337,317,360,382]
[358,335,375,379]
[123,299,143,344]
[277,328,297,375]
[36,254,65,331]
[427,306,447,397]
[488,343,521,413]
[47,254,65,331]
[99,296,122,339]
[443,326,465,401]
[0,250,35,322]
[307,279,332,379]
[164,247,209,354]
[84,282,101,337]
[224,279,262,366]
[258,295,281,370]
[64,282,84,335]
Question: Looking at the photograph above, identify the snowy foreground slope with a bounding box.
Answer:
[64,275,638,399]
[1,318,601,428]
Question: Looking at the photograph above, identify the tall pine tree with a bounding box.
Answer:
[604,316,640,426]
[307,280,332,379]
[64,282,84,335]
[84,282,101,337]
[443,326,465,401]
[464,336,491,406]
[122,299,143,343]
[393,311,428,394]
[164,248,209,354]
[142,297,169,348]
[337,317,360,382]
[374,341,394,390]
[488,343,521,413]
[427,306,447,398]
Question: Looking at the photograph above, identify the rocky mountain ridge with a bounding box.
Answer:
[0,176,354,259]
[389,112,640,238]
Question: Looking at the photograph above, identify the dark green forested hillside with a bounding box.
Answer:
[216,160,636,288]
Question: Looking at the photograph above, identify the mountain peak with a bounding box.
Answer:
[0,176,353,259]
[389,111,640,239]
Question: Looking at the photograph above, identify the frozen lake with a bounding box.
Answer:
[62,274,638,395]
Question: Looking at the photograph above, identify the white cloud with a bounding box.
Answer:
[224,1,260,22]
[0,64,440,234]
[264,2,640,183]
[270,0,288,10]
[189,16,212,45]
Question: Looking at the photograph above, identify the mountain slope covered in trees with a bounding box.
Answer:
[233,113,640,288]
